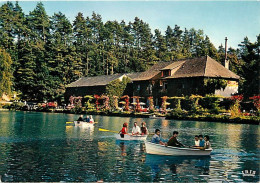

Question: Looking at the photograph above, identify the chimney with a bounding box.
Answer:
[224,37,229,69]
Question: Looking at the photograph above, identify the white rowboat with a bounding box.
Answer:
[149,115,166,120]
[145,142,212,156]
[74,121,94,127]
[115,134,148,141]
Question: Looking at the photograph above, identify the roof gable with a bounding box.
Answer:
[67,74,127,87]
[204,56,240,79]
[165,56,240,80]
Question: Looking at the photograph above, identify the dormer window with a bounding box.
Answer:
[161,70,171,77]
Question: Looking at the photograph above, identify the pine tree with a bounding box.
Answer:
[0,48,13,96]
[238,35,260,98]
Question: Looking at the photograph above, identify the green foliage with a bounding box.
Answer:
[9,101,25,110]
[106,76,131,97]
[200,94,222,114]
[238,35,260,98]
[0,48,13,96]
[0,1,257,103]
[204,78,228,92]
[230,100,242,118]
[171,108,187,118]
[84,95,95,111]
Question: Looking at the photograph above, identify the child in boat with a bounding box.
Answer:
[193,135,200,147]
[119,123,128,135]
[166,131,184,147]
[199,135,205,147]
[132,122,141,135]
[140,122,149,135]
[151,129,165,145]
[84,115,90,122]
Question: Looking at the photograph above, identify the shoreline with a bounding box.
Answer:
[1,109,259,125]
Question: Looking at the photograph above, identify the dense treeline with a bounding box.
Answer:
[0,2,259,102]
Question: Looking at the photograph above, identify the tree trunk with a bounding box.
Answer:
[86,52,89,76]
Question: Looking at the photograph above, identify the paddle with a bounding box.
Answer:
[66,121,98,124]
[99,128,119,133]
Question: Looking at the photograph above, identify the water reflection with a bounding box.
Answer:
[0,112,259,182]
[66,125,94,140]
[145,154,211,181]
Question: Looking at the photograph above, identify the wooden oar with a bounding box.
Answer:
[99,128,119,133]
[66,121,98,124]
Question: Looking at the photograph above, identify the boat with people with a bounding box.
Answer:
[74,121,94,127]
[115,134,148,141]
[145,141,212,156]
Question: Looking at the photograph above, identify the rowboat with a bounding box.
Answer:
[74,121,94,127]
[145,142,212,156]
[115,134,148,141]
[149,115,166,120]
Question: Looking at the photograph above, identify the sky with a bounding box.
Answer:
[2,1,260,49]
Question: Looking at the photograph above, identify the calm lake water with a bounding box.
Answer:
[0,111,259,182]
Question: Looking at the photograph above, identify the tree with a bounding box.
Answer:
[0,48,13,96]
[238,35,260,98]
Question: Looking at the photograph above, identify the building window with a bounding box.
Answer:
[163,82,168,91]
[148,84,152,95]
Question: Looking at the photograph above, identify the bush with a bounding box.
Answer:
[171,108,188,118]
[10,102,25,110]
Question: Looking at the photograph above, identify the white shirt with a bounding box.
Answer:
[195,140,200,146]
[132,126,141,134]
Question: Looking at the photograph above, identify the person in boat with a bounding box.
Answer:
[119,122,128,135]
[132,122,141,135]
[203,135,211,149]
[84,115,90,122]
[140,122,149,135]
[166,131,184,147]
[199,135,205,147]
[89,115,94,123]
[193,135,200,147]
[151,129,165,145]
[77,115,84,121]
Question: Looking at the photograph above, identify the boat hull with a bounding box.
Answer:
[145,142,212,156]
[115,134,147,141]
[149,116,166,120]
[74,121,94,127]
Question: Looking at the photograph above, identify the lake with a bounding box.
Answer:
[0,111,259,182]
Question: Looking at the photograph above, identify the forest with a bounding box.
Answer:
[0,2,259,102]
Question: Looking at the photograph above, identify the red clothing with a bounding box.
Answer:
[121,127,127,134]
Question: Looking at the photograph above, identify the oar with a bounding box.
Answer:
[66,121,98,124]
[66,122,74,124]
[99,128,119,133]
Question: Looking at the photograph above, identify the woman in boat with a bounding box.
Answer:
[89,115,94,123]
[140,122,149,135]
[119,122,128,135]
[203,135,211,149]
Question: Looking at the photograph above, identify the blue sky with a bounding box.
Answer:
[2,1,260,49]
